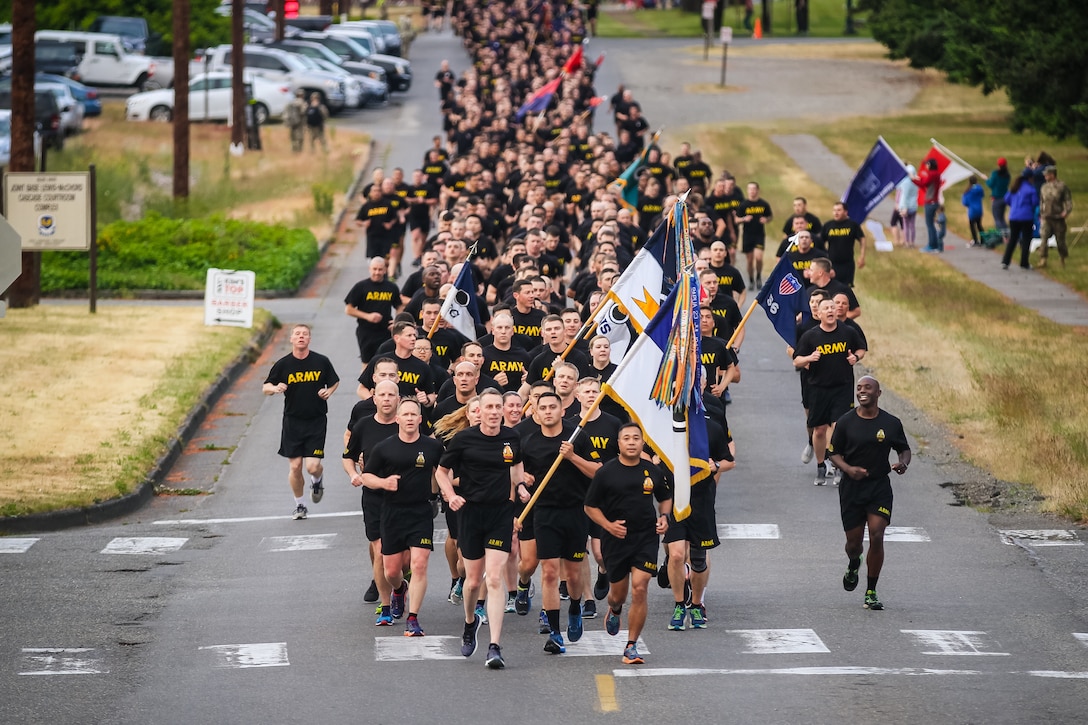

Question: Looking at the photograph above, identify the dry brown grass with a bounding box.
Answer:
[678,41,892,62]
[0,305,270,516]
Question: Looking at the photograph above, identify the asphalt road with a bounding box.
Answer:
[3,30,1088,725]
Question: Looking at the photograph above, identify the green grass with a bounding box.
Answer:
[599,0,869,39]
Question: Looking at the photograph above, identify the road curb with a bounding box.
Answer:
[0,317,277,535]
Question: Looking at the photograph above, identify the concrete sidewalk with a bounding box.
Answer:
[772,133,1088,327]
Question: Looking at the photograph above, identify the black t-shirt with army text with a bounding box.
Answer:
[264,351,340,419]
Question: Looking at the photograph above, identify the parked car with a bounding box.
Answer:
[284,15,333,32]
[88,16,159,55]
[268,39,388,87]
[0,89,64,150]
[213,5,301,43]
[37,82,84,135]
[301,31,411,92]
[36,73,102,117]
[341,19,402,57]
[0,110,42,167]
[204,43,346,113]
[287,52,363,109]
[306,56,386,107]
[125,72,292,124]
[34,30,158,90]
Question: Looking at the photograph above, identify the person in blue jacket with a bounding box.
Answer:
[1002,169,1039,270]
[961,176,985,247]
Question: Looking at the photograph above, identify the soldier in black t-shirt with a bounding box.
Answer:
[355,184,397,259]
[793,298,865,486]
[584,423,672,666]
[361,398,447,636]
[357,322,437,408]
[483,313,532,395]
[705,176,743,255]
[820,202,867,287]
[781,229,829,288]
[699,270,744,347]
[344,257,401,363]
[781,197,823,248]
[262,324,340,521]
[707,240,747,304]
[827,376,911,612]
[436,389,525,669]
[804,258,861,319]
[736,181,773,290]
[509,279,547,346]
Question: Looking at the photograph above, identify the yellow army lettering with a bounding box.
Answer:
[515,324,542,338]
[420,538,432,546]
[645,561,658,571]
[401,371,421,385]
[700,351,717,365]
[489,360,524,372]
[878,507,890,516]
[572,551,586,560]
[365,291,394,302]
[815,341,848,355]
[589,436,610,449]
[434,344,449,358]
[366,206,389,217]
[287,370,323,384]
[825,227,851,237]
[700,539,715,548]
[312,448,324,456]
[487,538,505,547]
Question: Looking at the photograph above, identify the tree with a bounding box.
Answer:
[0,0,230,53]
[864,0,1088,146]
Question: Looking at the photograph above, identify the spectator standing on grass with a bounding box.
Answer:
[1002,168,1038,270]
[1038,165,1073,268]
[961,176,985,247]
[894,164,918,248]
[913,159,942,253]
[285,89,306,153]
[306,92,329,154]
[986,158,1010,238]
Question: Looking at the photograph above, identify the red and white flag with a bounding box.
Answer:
[918,139,985,204]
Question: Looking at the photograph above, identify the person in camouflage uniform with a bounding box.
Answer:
[284,89,307,153]
[1039,165,1073,267]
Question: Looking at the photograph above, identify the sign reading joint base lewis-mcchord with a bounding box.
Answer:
[4,172,92,250]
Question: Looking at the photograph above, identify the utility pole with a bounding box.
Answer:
[173,0,191,200]
[845,0,856,35]
[274,0,286,42]
[6,0,38,308]
[231,0,245,153]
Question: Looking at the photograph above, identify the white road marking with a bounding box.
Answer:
[434,528,448,544]
[19,648,107,676]
[999,529,1082,546]
[374,635,463,661]
[1074,633,1088,647]
[865,526,931,542]
[612,666,982,678]
[153,511,364,525]
[261,534,337,552]
[1027,671,1088,679]
[727,629,830,654]
[0,537,39,553]
[901,630,1010,656]
[100,537,188,555]
[199,642,289,668]
[372,631,648,660]
[718,524,780,539]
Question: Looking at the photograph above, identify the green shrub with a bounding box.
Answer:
[41,214,319,293]
[312,183,335,216]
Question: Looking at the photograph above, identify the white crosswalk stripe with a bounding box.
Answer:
[901,630,1010,656]
[100,537,188,555]
[260,534,337,552]
[726,628,830,654]
[999,529,1082,546]
[198,643,290,669]
[18,647,107,676]
[0,537,39,553]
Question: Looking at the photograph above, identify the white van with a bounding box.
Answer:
[34,30,157,89]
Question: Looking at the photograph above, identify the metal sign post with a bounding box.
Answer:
[702,2,715,60]
[720,26,733,87]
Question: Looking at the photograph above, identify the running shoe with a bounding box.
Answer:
[404,617,424,637]
[364,579,379,603]
[505,592,517,614]
[756,275,763,289]
[568,609,584,642]
[689,605,707,629]
[475,603,488,626]
[538,609,552,634]
[843,566,860,592]
[544,631,566,654]
[559,580,570,600]
[606,609,621,636]
[582,599,597,619]
[461,614,481,657]
[593,570,609,601]
[826,463,840,486]
[485,643,505,669]
[813,465,827,486]
[668,603,686,631]
[375,607,394,626]
[724,389,732,405]
[801,443,814,464]
[864,590,884,611]
[310,478,323,504]
[391,581,408,619]
[292,503,308,520]
[448,579,463,605]
[622,644,644,665]
[515,583,531,616]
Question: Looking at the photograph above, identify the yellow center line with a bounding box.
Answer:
[596,673,619,712]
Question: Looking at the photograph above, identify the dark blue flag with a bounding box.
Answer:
[755,254,807,347]
[841,137,909,223]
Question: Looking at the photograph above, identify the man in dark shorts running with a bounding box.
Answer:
[736,181,773,290]
[584,423,672,666]
[827,376,911,611]
[436,389,525,670]
[793,298,865,486]
[361,398,446,637]
[262,324,339,520]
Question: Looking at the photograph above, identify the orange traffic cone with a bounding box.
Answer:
[753,17,763,39]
